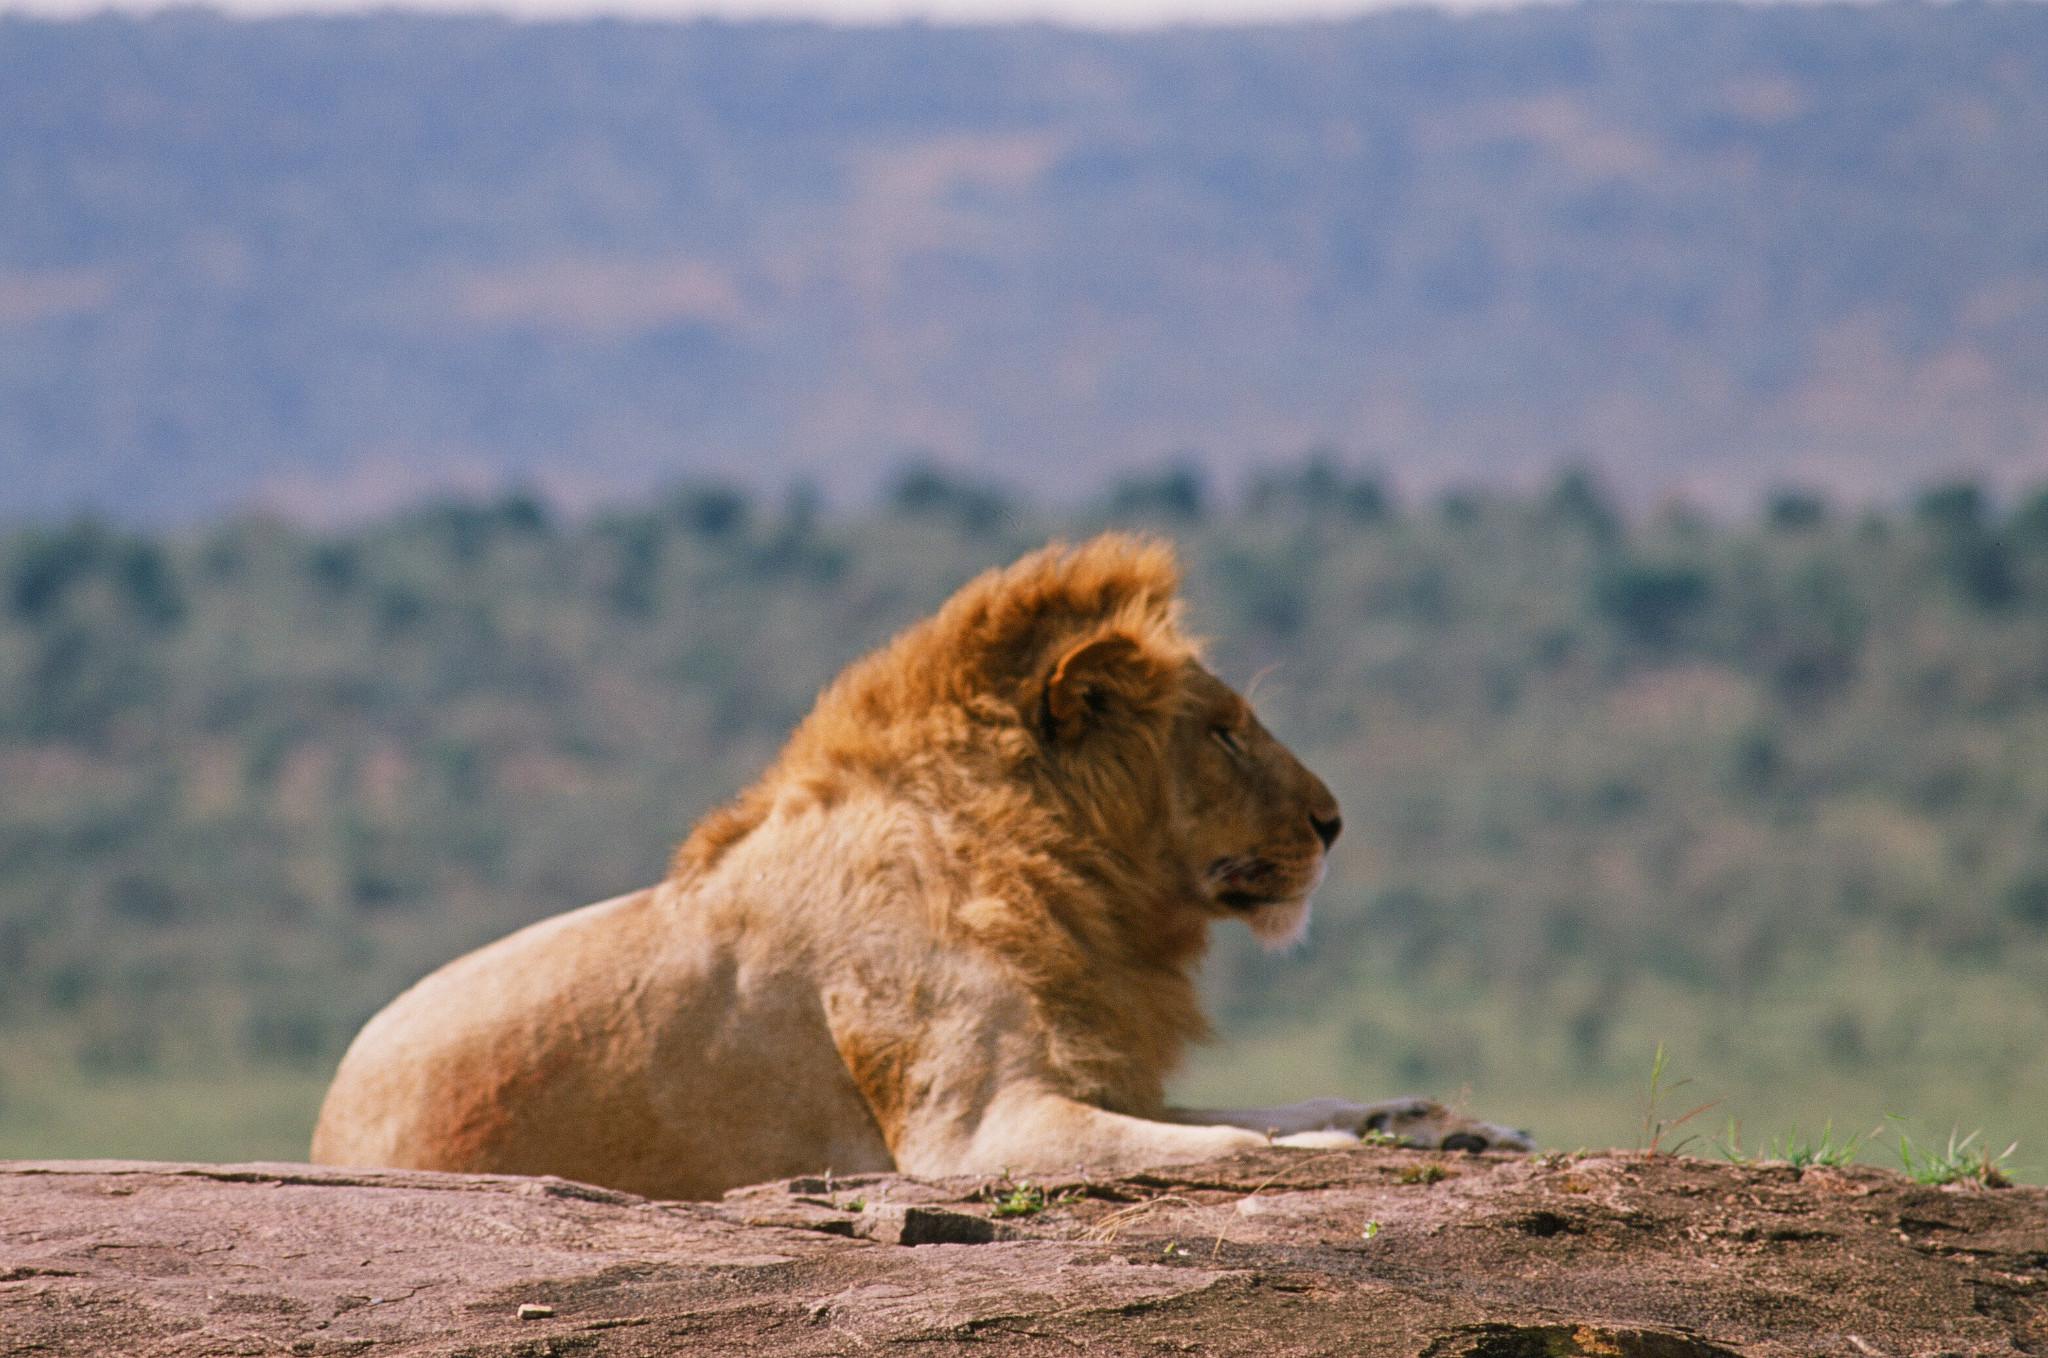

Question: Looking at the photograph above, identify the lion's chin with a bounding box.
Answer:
[1244,897,1312,950]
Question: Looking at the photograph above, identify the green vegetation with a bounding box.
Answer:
[1397,1161,1454,1186]
[1639,1043,1716,1158]
[1891,1120,2019,1188]
[983,1180,1053,1219]
[1716,1119,1871,1170]
[1,466,2043,1176]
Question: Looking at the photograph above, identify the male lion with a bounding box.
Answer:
[312,534,1530,1200]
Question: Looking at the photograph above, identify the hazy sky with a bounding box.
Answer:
[4,0,1532,25]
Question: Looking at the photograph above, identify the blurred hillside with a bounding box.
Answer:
[3,4,2048,521]
[1,469,2045,1172]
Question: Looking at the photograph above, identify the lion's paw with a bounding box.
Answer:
[1349,1097,1534,1152]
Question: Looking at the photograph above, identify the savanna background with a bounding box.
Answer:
[2,2,2046,1178]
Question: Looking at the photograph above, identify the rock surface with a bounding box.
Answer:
[3,1147,2045,1356]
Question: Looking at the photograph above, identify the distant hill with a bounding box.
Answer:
[3,4,2048,522]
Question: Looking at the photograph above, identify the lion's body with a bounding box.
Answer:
[313,536,1528,1199]
[311,886,893,1201]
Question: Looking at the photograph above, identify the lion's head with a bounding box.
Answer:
[1018,616,1338,952]
[994,539,1339,951]
[1161,660,1341,946]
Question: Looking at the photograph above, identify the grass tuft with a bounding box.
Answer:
[1639,1043,1718,1157]
[1717,1118,1872,1168]
[980,1177,1075,1218]
[1889,1118,2018,1188]
[1396,1160,1454,1185]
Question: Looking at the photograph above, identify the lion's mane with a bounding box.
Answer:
[672,534,1208,1121]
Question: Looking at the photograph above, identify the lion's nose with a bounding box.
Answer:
[1310,812,1342,850]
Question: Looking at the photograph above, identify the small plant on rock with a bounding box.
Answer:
[1717,1118,1871,1169]
[1889,1119,2018,1188]
[1639,1043,1718,1157]
[1397,1160,1453,1186]
[980,1174,1076,1218]
[989,1181,1048,1218]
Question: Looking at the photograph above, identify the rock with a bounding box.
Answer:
[1,1149,2044,1355]
[854,1202,998,1245]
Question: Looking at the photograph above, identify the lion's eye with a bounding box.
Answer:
[1211,727,1244,756]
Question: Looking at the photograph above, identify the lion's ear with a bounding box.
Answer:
[1040,631,1168,743]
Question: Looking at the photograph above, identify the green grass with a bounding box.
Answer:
[985,1182,1050,1218]
[1716,1118,1872,1168]
[0,1064,330,1163]
[1174,949,2044,1184]
[1891,1120,2020,1188]
[1639,1042,1717,1157]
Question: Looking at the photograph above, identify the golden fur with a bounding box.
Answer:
[311,534,1528,1200]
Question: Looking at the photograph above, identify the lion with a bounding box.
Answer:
[311,533,1531,1200]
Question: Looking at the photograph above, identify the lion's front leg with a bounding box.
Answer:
[1164,1096,1534,1152]
[896,1080,1269,1178]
